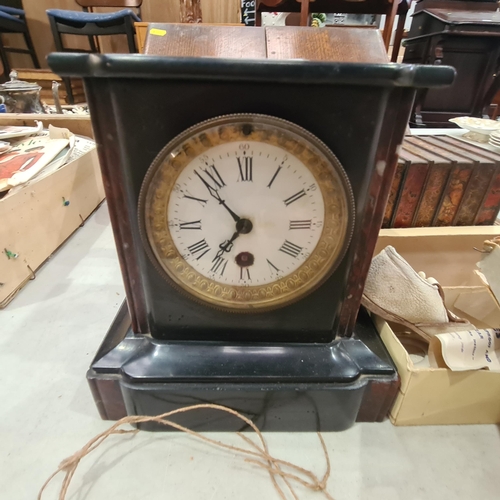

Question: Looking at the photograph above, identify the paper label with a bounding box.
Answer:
[430,328,500,372]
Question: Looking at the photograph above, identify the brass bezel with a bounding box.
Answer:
[138,114,355,312]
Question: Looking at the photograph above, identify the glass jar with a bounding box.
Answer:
[0,71,44,114]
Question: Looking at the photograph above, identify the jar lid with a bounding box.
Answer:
[0,70,41,92]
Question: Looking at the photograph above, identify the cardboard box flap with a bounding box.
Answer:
[376,226,500,286]
[391,368,500,425]
[0,147,104,307]
[477,243,500,307]
[375,316,418,395]
[452,287,500,329]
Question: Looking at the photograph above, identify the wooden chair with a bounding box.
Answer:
[0,4,40,77]
[391,0,411,62]
[256,0,409,59]
[46,1,142,103]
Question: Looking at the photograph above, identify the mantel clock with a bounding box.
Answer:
[49,25,453,431]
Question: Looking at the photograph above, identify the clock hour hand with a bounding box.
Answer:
[214,231,240,260]
[195,172,241,222]
[213,216,254,261]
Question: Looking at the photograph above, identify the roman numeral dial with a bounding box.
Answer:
[195,165,225,190]
[289,220,311,230]
[187,239,210,259]
[141,114,354,312]
[179,220,202,230]
[279,240,303,258]
[210,255,228,276]
[166,141,327,286]
[237,156,253,182]
[283,189,306,206]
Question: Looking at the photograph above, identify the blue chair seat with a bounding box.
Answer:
[0,10,25,27]
[46,9,141,26]
[0,5,39,75]
[0,6,25,17]
[46,5,139,101]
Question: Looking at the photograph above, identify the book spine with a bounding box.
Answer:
[433,164,473,226]
[454,165,496,225]
[391,162,429,228]
[475,167,500,225]
[383,161,405,228]
[413,163,450,227]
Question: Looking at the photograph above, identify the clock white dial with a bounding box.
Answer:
[140,114,354,312]
[167,141,325,286]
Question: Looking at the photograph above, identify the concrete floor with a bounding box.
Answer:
[1,203,500,500]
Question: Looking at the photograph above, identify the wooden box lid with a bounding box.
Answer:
[425,8,500,26]
[144,24,388,63]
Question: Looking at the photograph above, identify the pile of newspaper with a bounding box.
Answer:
[0,121,95,197]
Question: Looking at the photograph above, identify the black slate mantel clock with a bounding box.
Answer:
[49,25,453,431]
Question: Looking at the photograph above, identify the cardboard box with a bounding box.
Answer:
[0,144,104,307]
[374,226,500,425]
[0,114,93,139]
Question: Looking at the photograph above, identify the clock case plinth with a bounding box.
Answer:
[48,26,454,429]
[88,301,399,431]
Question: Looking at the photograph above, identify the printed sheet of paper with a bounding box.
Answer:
[66,136,95,163]
[0,125,73,192]
[430,329,500,371]
[3,135,94,196]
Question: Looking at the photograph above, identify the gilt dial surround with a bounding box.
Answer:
[139,114,355,312]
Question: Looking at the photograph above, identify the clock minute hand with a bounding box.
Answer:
[218,199,241,223]
[195,171,241,222]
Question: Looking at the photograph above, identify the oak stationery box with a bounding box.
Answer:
[375,226,500,425]
[384,135,500,228]
[49,25,454,430]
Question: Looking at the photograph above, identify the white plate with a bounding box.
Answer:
[0,121,43,140]
[449,116,500,135]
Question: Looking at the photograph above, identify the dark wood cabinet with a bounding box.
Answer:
[404,5,500,126]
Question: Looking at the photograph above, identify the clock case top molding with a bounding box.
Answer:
[48,26,454,344]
